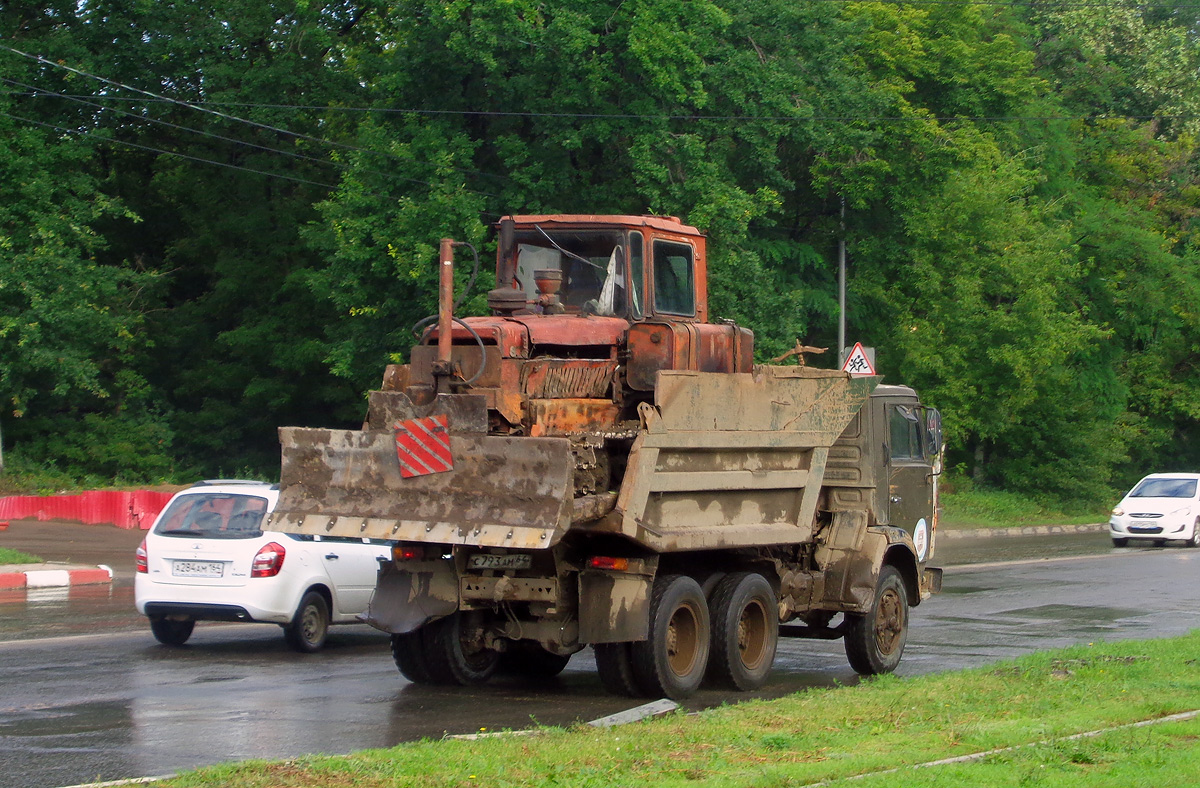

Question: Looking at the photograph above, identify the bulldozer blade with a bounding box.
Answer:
[268,427,575,548]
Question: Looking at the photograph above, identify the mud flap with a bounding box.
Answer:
[579,569,654,643]
[361,560,459,634]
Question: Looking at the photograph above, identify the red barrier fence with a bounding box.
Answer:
[0,490,174,530]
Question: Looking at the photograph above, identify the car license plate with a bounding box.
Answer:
[468,553,531,570]
[172,560,224,578]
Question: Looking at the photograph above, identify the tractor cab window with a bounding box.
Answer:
[889,405,924,461]
[513,228,627,316]
[629,231,645,319]
[652,240,695,316]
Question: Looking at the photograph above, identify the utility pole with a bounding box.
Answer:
[837,196,846,364]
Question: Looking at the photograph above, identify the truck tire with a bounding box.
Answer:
[595,642,642,697]
[501,641,572,677]
[423,612,499,685]
[391,630,436,684]
[706,572,778,691]
[150,617,194,647]
[284,591,330,653]
[844,565,908,676]
[630,575,711,699]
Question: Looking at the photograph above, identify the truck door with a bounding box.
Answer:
[886,402,936,562]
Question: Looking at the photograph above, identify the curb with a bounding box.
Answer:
[0,564,114,591]
[939,523,1108,540]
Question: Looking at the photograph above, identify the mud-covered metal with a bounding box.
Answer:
[268,426,574,548]
[579,558,656,643]
[362,560,458,634]
[602,367,878,552]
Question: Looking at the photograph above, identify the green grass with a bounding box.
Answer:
[0,451,194,496]
[153,632,1200,788]
[0,547,42,565]
[941,477,1107,530]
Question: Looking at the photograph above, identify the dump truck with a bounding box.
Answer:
[268,214,943,699]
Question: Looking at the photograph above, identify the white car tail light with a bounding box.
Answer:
[136,538,148,573]
[251,542,286,578]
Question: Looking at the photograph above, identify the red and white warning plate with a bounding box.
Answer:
[394,415,453,478]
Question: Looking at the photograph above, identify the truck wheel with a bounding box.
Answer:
[501,641,572,677]
[423,612,499,685]
[844,565,908,676]
[284,591,330,653]
[630,575,711,699]
[595,642,642,697]
[150,617,194,647]
[706,572,778,691]
[391,630,436,684]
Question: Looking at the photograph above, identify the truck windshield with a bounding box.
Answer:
[514,229,626,315]
[1130,478,1197,498]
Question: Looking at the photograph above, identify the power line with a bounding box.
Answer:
[5,90,1189,125]
[0,77,465,193]
[0,42,509,187]
[0,108,343,191]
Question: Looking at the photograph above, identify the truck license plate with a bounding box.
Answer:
[172,560,224,578]
[468,553,531,571]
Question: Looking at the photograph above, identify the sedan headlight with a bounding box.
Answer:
[1111,507,1125,516]
[1170,506,1192,518]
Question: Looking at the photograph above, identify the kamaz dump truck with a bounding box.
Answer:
[268,214,943,699]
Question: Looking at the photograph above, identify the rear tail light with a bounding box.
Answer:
[588,556,629,571]
[136,539,148,573]
[251,542,286,577]
[393,544,426,561]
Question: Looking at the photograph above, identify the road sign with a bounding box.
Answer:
[841,342,875,376]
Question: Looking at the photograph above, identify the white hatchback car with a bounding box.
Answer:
[135,480,391,651]
[1109,473,1200,548]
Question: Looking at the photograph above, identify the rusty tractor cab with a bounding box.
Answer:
[388,215,751,430]
[271,213,941,700]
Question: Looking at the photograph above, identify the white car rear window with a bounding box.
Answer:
[154,494,270,538]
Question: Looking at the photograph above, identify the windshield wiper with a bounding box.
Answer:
[534,225,606,270]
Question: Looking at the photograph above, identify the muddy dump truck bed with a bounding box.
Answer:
[268,367,875,553]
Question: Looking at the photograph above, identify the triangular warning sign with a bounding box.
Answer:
[841,342,875,376]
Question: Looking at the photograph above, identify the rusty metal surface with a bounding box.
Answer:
[521,359,616,398]
[501,214,703,235]
[431,314,628,349]
[367,391,488,434]
[612,368,875,553]
[527,399,621,437]
[269,427,574,548]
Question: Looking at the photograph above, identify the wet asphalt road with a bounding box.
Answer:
[2,523,1198,788]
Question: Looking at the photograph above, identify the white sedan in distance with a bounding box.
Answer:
[1109,473,1200,548]
[135,480,391,651]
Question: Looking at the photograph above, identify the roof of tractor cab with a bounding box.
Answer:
[501,214,704,237]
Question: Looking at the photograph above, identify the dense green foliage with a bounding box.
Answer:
[2,1,1200,504]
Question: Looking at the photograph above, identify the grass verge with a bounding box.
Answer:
[156,632,1200,788]
[941,479,1106,530]
[0,547,42,565]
